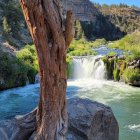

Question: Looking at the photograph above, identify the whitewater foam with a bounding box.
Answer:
[127,124,140,132]
[73,55,106,80]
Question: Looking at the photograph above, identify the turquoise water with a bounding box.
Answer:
[68,79,140,140]
[0,80,140,140]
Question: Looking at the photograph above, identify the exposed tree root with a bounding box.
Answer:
[11,108,37,140]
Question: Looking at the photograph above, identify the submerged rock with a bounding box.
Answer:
[0,98,119,140]
[35,74,40,84]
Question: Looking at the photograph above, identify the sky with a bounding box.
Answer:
[90,0,140,7]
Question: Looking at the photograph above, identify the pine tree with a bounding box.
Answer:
[75,20,83,39]
[3,16,11,34]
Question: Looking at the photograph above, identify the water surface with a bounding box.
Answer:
[0,80,139,140]
[68,79,140,140]
[0,53,140,140]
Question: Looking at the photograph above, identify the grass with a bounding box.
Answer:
[108,31,140,59]
[91,38,107,48]
[123,68,140,84]
[67,39,96,56]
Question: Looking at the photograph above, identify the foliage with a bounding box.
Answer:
[74,20,85,40]
[16,45,38,83]
[123,68,140,83]
[0,47,27,90]
[102,57,115,79]
[107,52,117,57]
[118,60,126,78]
[100,3,140,34]
[0,0,30,48]
[91,39,107,48]
[67,39,99,78]
[109,31,140,59]
[68,39,96,56]
[3,16,11,34]
[66,56,73,78]
[113,67,120,81]
[2,0,23,38]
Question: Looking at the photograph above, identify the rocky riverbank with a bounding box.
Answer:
[103,55,140,87]
[0,98,119,140]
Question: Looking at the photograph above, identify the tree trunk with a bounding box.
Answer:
[20,0,74,140]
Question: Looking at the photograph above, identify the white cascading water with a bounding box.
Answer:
[72,56,106,80]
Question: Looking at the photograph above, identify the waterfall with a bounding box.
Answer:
[72,56,106,80]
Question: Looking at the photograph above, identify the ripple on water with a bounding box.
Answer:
[127,124,140,132]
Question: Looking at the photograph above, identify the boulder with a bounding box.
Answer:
[118,55,125,60]
[0,98,119,140]
[0,128,9,140]
[67,98,119,140]
[128,59,140,69]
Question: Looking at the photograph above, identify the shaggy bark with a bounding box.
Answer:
[20,0,74,140]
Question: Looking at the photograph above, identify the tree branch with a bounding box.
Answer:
[65,10,74,49]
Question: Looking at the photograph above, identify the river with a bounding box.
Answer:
[0,49,140,140]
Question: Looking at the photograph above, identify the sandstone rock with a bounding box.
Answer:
[0,98,119,140]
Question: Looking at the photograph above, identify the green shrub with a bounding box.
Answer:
[107,51,117,57]
[3,16,11,34]
[102,57,115,79]
[68,39,96,56]
[91,38,107,48]
[66,56,73,78]
[0,48,28,90]
[109,31,140,56]
[16,45,38,83]
[113,67,120,81]
[123,68,140,83]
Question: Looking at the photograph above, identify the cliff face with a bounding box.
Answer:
[0,0,140,43]
[63,0,140,40]
[100,7,140,34]
[62,0,99,21]
[0,0,32,48]
[62,0,125,40]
